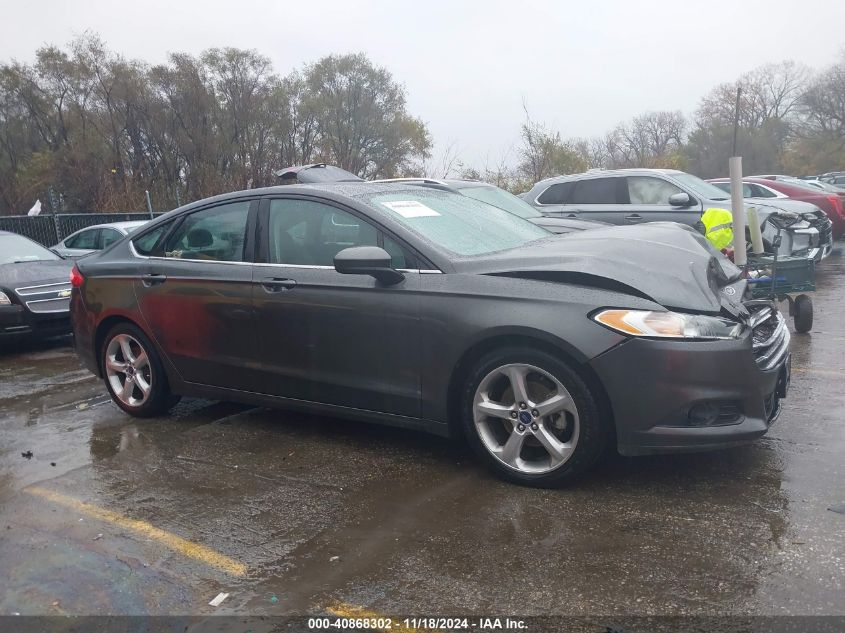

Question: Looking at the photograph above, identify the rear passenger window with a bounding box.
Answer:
[570,178,618,204]
[537,182,574,205]
[164,201,251,262]
[66,229,100,250]
[750,184,776,198]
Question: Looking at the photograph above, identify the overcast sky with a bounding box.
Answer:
[3,0,845,167]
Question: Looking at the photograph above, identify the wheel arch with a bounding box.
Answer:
[445,331,616,443]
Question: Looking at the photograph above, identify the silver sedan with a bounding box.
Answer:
[52,221,148,259]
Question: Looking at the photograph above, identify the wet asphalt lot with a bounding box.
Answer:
[0,251,844,628]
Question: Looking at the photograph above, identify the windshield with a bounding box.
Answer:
[457,185,541,219]
[671,173,732,201]
[0,234,62,264]
[361,189,549,257]
[801,180,841,192]
[787,179,843,194]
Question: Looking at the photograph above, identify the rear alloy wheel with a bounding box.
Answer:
[462,348,608,486]
[102,323,179,417]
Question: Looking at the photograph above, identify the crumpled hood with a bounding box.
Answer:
[0,259,74,289]
[530,216,611,233]
[704,197,824,224]
[463,222,747,316]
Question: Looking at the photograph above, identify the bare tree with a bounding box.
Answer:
[800,53,845,139]
[517,106,586,183]
[686,60,812,177]
[606,111,686,168]
[0,39,434,214]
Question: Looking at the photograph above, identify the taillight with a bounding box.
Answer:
[827,195,845,219]
[70,265,84,288]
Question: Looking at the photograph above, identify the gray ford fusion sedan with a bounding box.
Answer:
[70,182,790,486]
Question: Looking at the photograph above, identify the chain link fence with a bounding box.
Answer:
[0,213,164,246]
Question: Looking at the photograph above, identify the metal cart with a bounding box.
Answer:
[744,213,816,333]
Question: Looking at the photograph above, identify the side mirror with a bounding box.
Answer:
[334,246,405,285]
[50,248,65,259]
[668,192,694,207]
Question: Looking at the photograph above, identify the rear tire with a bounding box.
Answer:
[793,294,813,334]
[460,346,609,487]
[101,322,180,417]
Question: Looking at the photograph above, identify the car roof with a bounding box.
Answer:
[66,220,148,233]
[107,220,148,230]
[166,181,452,215]
[373,177,489,189]
[535,168,684,186]
[710,177,774,183]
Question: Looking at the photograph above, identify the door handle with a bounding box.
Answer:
[141,273,167,287]
[625,213,643,221]
[566,213,578,218]
[261,277,297,292]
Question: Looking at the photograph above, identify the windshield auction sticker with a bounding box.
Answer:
[380,200,441,218]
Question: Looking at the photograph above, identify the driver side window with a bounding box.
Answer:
[627,177,683,205]
[268,199,379,266]
[267,199,421,269]
[101,229,122,248]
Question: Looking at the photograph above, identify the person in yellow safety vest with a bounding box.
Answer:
[701,207,735,250]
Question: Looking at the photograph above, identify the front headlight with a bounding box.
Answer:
[593,309,743,340]
[0,291,11,306]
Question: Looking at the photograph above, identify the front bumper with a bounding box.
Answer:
[0,304,71,340]
[793,225,833,262]
[808,243,833,261]
[590,324,789,456]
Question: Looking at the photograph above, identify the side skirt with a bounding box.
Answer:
[175,380,452,438]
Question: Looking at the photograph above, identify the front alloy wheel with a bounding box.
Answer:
[473,363,580,474]
[462,347,608,486]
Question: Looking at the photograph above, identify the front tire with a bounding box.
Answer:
[101,322,180,417]
[460,347,609,487]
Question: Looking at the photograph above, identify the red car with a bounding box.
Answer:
[709,176,845,239]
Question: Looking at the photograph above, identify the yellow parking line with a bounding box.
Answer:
[326,602,425,632]
[26,486,247,577]
[792,367,844,377]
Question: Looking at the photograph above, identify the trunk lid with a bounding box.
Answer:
[0,259,74,288]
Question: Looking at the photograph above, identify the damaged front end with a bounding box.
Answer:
[745,300,791,373]
[466,220,793,455]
